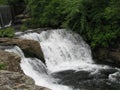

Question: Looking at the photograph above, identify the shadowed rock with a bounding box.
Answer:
[0,38,45,63]
[93,47,120,67]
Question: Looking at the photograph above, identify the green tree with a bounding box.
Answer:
[26,0,120,48]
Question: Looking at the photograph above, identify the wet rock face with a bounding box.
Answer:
[109,51,120,63]
[52,70,91,82]
[0,70,51,90]
[93,47,120,67]
[52,69,120,90]
[0,38,45,63]
[0,50,21,72]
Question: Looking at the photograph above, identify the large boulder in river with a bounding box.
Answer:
[0,38,45,62]
[0,70,50,90]
[0,50,21,72]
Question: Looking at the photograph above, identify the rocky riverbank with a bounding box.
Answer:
[0,50,21,72]
[0,38,50,90]
[0,30,120,90]
[0,70,50,90]
[0,38,45,62]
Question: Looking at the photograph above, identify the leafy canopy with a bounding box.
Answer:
[14,0,120,48]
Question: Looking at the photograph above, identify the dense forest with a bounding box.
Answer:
[0,0,120,48]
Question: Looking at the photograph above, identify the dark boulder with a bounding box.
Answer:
[93,46,120,67]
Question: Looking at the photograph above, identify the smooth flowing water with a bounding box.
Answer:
[7,29,120,90]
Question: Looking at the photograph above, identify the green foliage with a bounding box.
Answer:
[20,25,28,32]
[0,27,15,38]
[62,0,120,48]
[0,0,20,5]
[0,63,6,70]
[26,0,120,48]
[0,0,8,5]
[26,0,65,28]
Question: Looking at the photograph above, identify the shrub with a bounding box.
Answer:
[20,25,28,32]
[0,27,15,38]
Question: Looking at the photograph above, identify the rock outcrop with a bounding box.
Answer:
[93,47,120,67]
[0,38,45,62]
[0,43,50,90]
[0,38,50,89]
[0,70,50,90]
[0,50,21,72]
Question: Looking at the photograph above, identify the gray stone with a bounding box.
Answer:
[0,70,51,90]
[0,50,21,72]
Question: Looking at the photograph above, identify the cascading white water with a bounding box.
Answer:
[5,46,25,58]
[5,46,72,90]
[7,29,120,90]
[20,29,110,73]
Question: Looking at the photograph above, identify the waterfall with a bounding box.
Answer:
[5,46,25,58]
[0,5,12,28]
[20,29,110,73]
[5,46,72,90]
[6,29,120,90]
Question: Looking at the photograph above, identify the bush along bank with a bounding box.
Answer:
[25,0,120,49]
